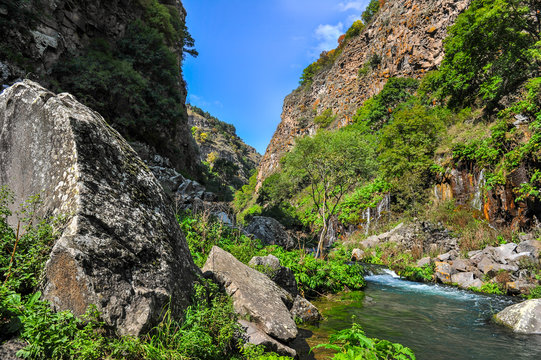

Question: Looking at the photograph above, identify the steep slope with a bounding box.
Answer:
[0,0,200,177]
[188,105,261,189]
[257,0,470,187]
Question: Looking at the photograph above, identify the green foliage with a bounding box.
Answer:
[344,20,365,40]
[434,0,540,109]
[300,49,342,86]
[313,322,416,360]
[337,179,391,225]
[137,0,197,56]
[362,0,381,24]
[474,282,505,295]
[189,105,237,136]
[234,172,261,224]
[282,127,377,255]
[314,108,337,128]
[142,279,241,360]
[178,211,263,267]
[451,119,509,167]
[0,188,60,295]
[261,247,366,298]
[378,104,444,180]
[399,265,434,282]
[53,21,185,151]
[354,77,419,130]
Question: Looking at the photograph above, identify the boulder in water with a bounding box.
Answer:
[494,299,541,334]
[0,80,200,336]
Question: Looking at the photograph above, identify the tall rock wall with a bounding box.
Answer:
[0,0,200,177]
[257,0,470,187]
[188,106,261,188]
[0,80,200,336]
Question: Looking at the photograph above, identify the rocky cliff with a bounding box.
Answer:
[0,0,200,177]
[188,105,261,188]
[257,0,470,187]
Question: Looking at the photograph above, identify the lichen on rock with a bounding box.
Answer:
[0,80,200,336]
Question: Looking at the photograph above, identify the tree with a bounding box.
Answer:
[437,0,540,109]
[362,0,380,24]
[281,129,377,257]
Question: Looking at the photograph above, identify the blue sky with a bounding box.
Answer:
[182,1,370,154]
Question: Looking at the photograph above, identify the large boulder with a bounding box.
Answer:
[245,216,296,250]
[202,246,298,341]
[0,80,200,336]
[494,299,541,334]
[290,295,321,324]
[238,320,297,358]
[249,255,298,297]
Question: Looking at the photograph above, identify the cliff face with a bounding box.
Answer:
[188,106,261,188]
[0,0,200,177]
[257,0,470,187]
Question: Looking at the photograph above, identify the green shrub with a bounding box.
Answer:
[338,179,391,225]
[362,0,381,24]
[354,77,419,130]
[178,211,263,267]
[313,108,337,128]
[435,0,540,109]
[261,247,366,298]
[344,20,365,40]
[313,322,416,360]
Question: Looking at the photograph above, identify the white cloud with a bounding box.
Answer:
[313,22,344,54]
[338,1,366,12]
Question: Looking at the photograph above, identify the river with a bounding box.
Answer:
[299,270,541,359]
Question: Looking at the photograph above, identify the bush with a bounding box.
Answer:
[362,0,381,24]
[354,77,419,130]
[344,20,365,40]
[313,108,337,128]
[435,0,540,110]
[313,322,416,360]
[261,247,366,298]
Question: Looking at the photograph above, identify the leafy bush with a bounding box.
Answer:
[0,188,61,296]
[313,108,337,128]
[261,247,366,298]
[178,211,263,267]
[337,179,391,225]
[53,21,185,152]
[313,322,416,360]
[434,0,540,109]
[354,77,419,130]
[344,20,365,40]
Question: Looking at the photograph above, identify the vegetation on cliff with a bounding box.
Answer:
[188,105,261,198]
[240,0,541,297]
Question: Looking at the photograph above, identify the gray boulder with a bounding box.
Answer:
[0,339,25,360]
[290,295,321,324]
[203,246,297,341]
[249,254,298,297]
[494,243,518,262]
[437,250,459,262]
[516,239,541,257]
[451,272,482,289]
[435,261,454,284]
[416,256,431,267]
[238,320,297,358]
[0,80,200,336]
[494,299,541,334]
[245,216,296,250]
[351,248,366,261]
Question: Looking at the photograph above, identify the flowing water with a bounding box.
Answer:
[300,269,541,360]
